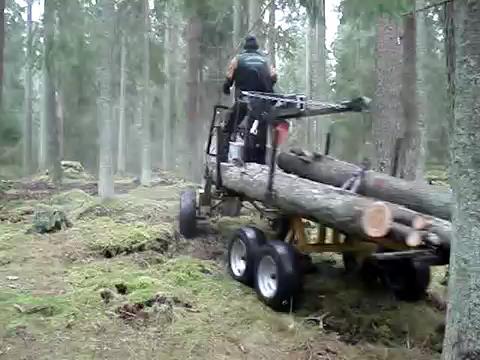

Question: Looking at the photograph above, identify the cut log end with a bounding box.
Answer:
[412,216,433,230]
[406,231,423,247]
[361,202,393,238]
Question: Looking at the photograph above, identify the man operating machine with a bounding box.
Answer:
[221,35,277,164]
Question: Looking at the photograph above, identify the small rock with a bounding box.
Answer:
[6,276,19,281]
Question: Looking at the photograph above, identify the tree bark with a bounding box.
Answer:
[0,0,5,107]
[23,0,33,175]
[442,2,480,359]
[211,161,393,240]
[398,13,422,181]
[372,16,403,175]
[277,151,452,220]
[444,0,455,137]
[117,34,127,175]
[97,0,115,198]
[141,0,151,186]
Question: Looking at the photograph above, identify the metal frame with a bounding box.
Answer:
[199,97,443,266]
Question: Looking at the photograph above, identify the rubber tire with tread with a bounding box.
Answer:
[227,227,267,286]
[254,240,302,312]
[382,259,430,302]
[179,190,197,239]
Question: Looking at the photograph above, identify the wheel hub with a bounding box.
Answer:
[257,255,278,299]
[230,238,247,277]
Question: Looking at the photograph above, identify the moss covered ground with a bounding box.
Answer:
[0,173,447,359]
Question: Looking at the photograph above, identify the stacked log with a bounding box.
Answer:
[274,150,452,259]
[277,151,452,220]
[209,160,451,260]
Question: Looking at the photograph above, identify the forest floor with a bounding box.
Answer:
[0,168,448,360]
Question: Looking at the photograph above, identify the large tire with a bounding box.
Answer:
[254,240,302,312]
[382,260,431,302]
[227,227,267,286]
[179,190,197,239]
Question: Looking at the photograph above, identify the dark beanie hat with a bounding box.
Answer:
[244,35,259,50]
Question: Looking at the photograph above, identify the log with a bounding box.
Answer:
[277,151,452,220]
[210,161,393,239]
[387,222,421,247]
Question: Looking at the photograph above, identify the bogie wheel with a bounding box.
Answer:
[179,189,197,239]
[382,260,431,302]
[227,227,267,286]
[254,241,302,312]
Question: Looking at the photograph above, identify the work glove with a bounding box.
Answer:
[223,81,231,95]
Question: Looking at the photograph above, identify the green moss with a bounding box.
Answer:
[69,218,175,257]
[0,290,72,335]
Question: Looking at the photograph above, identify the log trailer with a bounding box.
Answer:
[178,92,451,312]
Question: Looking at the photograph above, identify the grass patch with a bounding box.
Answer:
[0,291,72,336]
[69,218,176,257]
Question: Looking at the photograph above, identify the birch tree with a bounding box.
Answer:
[97,0,115,198]
[140,0,151,186]
[442,2,480,358]
[23,0,33,174]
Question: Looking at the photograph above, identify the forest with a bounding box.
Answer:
[0,0,479,359]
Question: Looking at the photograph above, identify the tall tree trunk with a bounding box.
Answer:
[186,15,202,181]
[267,0,276,67]
[162,6,178,171]
[117,35,127,175]
[312,0,329,153]
[23,0,33,175]
[372,16,403,175]
[414,0,428,178]
[162,7,172,170]
[0,0,5,107]
[97,0,115,198]
[442,2,480,359]
[397,13,421,180]
[39,65,47,170]
[444,0,455,137]
[44,0,61,184]
[141,0,151,186]
[305,23,313,149]
[233,0,242,49]
[248,0,262,39]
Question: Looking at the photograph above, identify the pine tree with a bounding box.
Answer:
[442,1,480,358]
[97,0,115,198]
